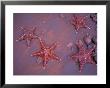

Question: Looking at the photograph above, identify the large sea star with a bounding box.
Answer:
[31,37,61,69]
[16,27,38,47]
[71,40,96,72]
[71,14,90,31]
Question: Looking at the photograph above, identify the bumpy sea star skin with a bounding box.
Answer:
[16,27,38,47]
[31,37,61,69]
[71,40,96,72]
[71,15,90,31]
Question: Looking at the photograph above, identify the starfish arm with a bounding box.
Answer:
[72,53,80,58]
[50,42,57,50]
[72,22,79,31]
[79,17,85,23]
[33,35,38,39]
[80,15,89,23]
[72,54,80,62]
[31,51,44,57]
[77,46,85,52]
[72,21,79,31]
[76,26,80,31]
[38,37,46,50]
[52,54,61,61]
[79,61,85,72]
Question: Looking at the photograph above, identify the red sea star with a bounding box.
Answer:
[71,40,96,72]
[16,27,38,47]
[71,15,90,31]
[31,37,61,69]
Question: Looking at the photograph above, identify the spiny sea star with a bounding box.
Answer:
[31,37,61,69]
[16,27,38,47]
[71,15,90,31]
[71,40,96,72]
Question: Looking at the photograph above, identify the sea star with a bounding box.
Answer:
[16,27,38,47]
[71,15,90,31]
[71,40,96,72]
[31,37,61,69]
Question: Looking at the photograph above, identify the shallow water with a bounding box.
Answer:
[13,13,97,75]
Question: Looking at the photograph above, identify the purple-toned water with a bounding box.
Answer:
[13,13,97,75]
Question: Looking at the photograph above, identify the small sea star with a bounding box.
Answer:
[31,37,61,69]
[71,40,96,72]
[71,15,90,31]
[16,27,38,47]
